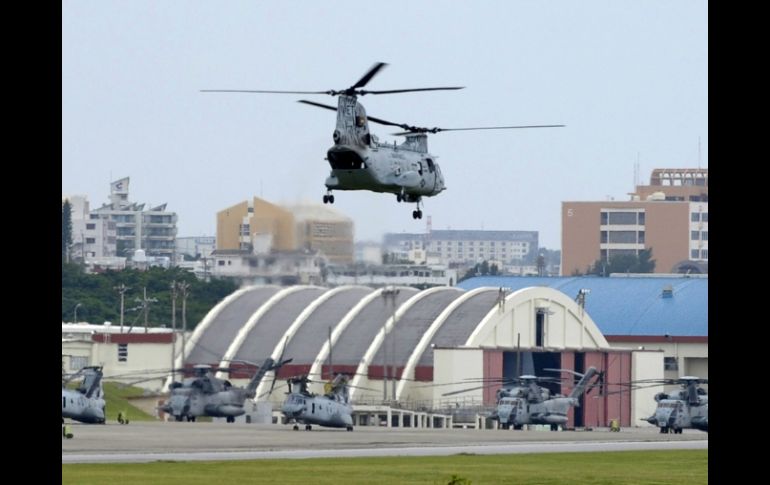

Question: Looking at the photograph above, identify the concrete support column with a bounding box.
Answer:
[387,409,392,428]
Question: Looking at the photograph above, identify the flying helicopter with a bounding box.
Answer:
[62,366,106,424]
[443,367,601,431]
[641,376,708,433]
[202,62,564,219]
[279,374,361,431]
[160,356,291,423]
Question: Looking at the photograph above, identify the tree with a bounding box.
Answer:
[62,199,73,263]
[634,248,656,273]
[589,248,657,276]
[536,254,546,276]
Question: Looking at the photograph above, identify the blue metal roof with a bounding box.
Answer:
[457,276,707,337]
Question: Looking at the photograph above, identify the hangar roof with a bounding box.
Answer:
[457,276,707,336]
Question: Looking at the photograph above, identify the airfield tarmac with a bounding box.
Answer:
[62,421,707,463]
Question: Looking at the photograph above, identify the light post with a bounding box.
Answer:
[73,303,83,323]
[381,286,400,401]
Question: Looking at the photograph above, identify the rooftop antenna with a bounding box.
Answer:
[698,136,702,169]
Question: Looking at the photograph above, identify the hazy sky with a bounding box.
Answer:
[62,1,707,249]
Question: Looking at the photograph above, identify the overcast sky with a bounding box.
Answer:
[62,1,707,249]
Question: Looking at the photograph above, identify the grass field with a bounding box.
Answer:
[102,382,157,422]
[63,449,707,484]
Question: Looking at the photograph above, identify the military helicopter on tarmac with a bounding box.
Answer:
[62,366,106,424]
[640,376,708,433]
[277,373,375,431]
[202,62,564,219]
[443,367,601,431]
[160,356,291,422]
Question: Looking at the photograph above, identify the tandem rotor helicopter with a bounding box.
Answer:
[203,62,564,219]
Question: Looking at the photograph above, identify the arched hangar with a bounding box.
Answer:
[176,282,665,428]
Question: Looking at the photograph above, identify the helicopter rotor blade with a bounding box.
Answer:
[201,89,333,95]
[442,383,499,397]
[392,124,565,136]
[360,87,465,95]
[352,62,388,89]
[297,100,409,129]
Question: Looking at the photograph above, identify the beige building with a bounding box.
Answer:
[217,197,353,264]
[562,168,708,276]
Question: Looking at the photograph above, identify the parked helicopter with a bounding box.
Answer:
[444,367,601,431]
[161,357,291,422]
[279,374,358,431]
[62,366,106,424]
[202,62,564,219]
[642,376,708,433]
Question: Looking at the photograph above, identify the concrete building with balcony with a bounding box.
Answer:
[384,230,539,267]
[88,177,178,260]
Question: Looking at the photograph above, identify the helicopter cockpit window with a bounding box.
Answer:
[426,158,435,173]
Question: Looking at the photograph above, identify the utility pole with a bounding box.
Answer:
[170,280,178,377]
[114,284,130,333]
[136,287,158,333]
[177,281,191,362]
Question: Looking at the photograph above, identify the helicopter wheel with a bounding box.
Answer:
[305,424,312,431]
[293,425,299,431]
[396,194,402,203]
[346,425,354,432]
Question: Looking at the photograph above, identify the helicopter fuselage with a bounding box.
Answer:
[62,388,106,424]
[281,392,353,429]
[324,96,445,201]
[646,395,708,433]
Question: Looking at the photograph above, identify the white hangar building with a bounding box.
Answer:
[172,275,708,428]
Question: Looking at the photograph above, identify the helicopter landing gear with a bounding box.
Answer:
[305,424,312,431]
[226,416,235,423]
[412,198,423,219]
[175,415,183,422]
[346,425,354,432]
[323,191,335,204]
[293,424,299,431]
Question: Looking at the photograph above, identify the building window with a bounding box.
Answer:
[638,212,645,225]
[607,212,638,225]
[600,231,608,243]
[664,357,678,371]
[701,249,708,259]
[608,231,637,244]
[691,249,699,259]
[218,260,225,266]
[600,212,608,225]
[638,231,645,243]
[691,213,700,222]
[86,223,96,230]
[702,213,708,222]
[701,231,708,241]
[691,231,699,240]
[85,238,96,244]
[118,343,128,362]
